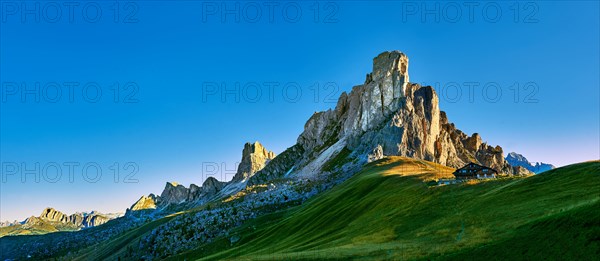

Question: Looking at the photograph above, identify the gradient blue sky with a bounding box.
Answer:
[1,1,598,221]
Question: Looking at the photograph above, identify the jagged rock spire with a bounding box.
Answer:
[232,141,276,182]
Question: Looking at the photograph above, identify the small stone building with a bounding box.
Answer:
[453,162,498,180]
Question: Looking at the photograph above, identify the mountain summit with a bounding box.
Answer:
[250,50,531,185]
[506,152,555,174]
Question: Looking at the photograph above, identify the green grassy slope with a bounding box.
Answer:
[171,157,600,260]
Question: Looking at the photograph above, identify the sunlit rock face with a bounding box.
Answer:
[128,194,157,212]
[253,50,529,182]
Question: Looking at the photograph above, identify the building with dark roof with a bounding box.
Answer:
[453,162,498,180]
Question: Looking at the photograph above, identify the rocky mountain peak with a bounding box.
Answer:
[129,194,158,212]
[507,152,527,162]
[250,50,532,184]
[141,177,228,210]
[201,177,226,195]
[159,182,189,205]
[506,152,555,174]
[40,207,68,223]
[232,141,276,182]
[370,50,409,98]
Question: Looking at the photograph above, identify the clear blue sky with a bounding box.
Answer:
[1,1,598,221]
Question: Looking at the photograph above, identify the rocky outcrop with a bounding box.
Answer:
[200,177,226,195]
[506,152,555,174]
[158,182,189,205]
[40,208,69,223]
[248,144,304,185]
[128,194,158,212]
[251,50,530,182]
[232,142,276,182]
[188,177,226,201]
[82,213,111,227]
[34,207,113,228]
[132,176,228,211]
[131,142,273,210]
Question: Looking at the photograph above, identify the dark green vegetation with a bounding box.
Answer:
[180,158,599,260]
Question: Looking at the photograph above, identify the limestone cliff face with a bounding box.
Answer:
[251,50,530,182]
[232,142,276,182]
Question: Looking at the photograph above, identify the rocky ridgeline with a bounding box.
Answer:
[127,141,275,215]
[20,207,115,229]
[506,152,555,174]
[126,178,226,215]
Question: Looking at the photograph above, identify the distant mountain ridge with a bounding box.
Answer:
[506,152,555,174]
[0,208,122,237]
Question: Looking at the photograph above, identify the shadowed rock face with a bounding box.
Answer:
[187,177,226,202]
[132,174,229,211]
[159,182,189,205]
[155,180,223,207]
[250,50,531,183]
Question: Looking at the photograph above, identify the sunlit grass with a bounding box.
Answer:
[186,158,600,260]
